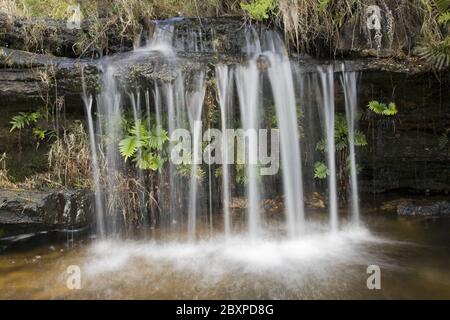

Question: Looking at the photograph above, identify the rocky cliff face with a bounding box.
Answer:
[357,71,450,194]
[0,17,449,237]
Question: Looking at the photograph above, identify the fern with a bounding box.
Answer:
[368,101,386,115]
[314,113,367,186]
[417,37,450,71]
[134,153,164,171]
[10,111,42,132]
[119,136,140,161]
[148,126,169,150]
[384,102,398,115]
[118,116,168,171]
[354,131,368,147]
[314,162,329,179]
[128,122,149,140]
[368,101,398,116]
[32,127,47,140]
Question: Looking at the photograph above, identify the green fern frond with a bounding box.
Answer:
[368,101,386,115]
[148,126,169,150]
[368,101,398,116]
[417,37,450,71]
[128,122,149,139]
[119,136,140,161]
[314,161,329,179]
[354,131,368,147]
[134,152,164,171]
[383,103,398,116]
[9,111,43,132]
[32,128,47,140]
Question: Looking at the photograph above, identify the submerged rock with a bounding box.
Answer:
[381,198,450,216]
[397,201,450,217]
[0,189,93,238]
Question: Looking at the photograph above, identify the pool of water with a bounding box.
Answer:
[1,214,449,299]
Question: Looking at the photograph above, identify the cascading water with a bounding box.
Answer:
[235,59,261,238]
[265,44,305,237]
[341,67,361,226]
[318,65,339,232]
[186,72,206,240]
[95,66,122,234]
[82,19,363,241]
[216,65,233,237]
[81,69,105,238]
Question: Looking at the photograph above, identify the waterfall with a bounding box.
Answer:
[341,68,360,226]
[186,72,206,240]
[318,66,339,232]
[129,91,149,226]
[216,65,233,237]
[81,69,105,238]
[265,52,305,237]
[235,59,261,238]
[80,19,365,241]
[96,66,122,234]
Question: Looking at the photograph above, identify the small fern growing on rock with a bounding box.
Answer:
[118,119,169,171]
[368,101,398,116]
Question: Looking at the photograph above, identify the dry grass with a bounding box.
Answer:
[0,153,16,189]
[0,170,17,189]
[48,121,92,189]
[276,0,440,53]
[0,0,22,16]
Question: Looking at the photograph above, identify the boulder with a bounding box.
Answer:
[381,198,450,216]
[0,189,94,238]
[397,201,450,217]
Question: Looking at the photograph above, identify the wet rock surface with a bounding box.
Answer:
[397,201,450,216]
[0,189,94,238]
[356,71,450,194]
[0,16,449,219]
[381,198,450,216]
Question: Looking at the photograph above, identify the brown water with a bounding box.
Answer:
[1,215,450,299]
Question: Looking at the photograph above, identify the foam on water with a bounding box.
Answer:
[84,225,382,279]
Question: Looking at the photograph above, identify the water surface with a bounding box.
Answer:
[1,214,449,299]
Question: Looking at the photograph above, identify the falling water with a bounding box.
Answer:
[80,19,365,241]
[318,65,339,232]
[96,66,122,234]
[129,91,149,226]
[265,50,305,237]
[186,73,206,240]
[235,59,261,238]
[341,68,360,225]
[216,65,233,237]
[81,70,105,238]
